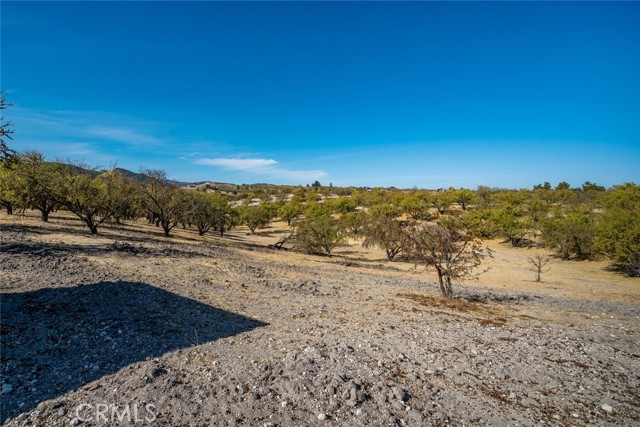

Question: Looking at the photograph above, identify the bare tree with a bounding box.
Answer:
[406,217,491,297]
[1,92,16,165]
[528,254,550,282]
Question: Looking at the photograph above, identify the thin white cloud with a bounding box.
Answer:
[84,125,165,147]
[10,107,167,148]
[194,157,328,183]
[195,158,278,170]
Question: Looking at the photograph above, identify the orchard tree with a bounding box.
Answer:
[211,195,238,237]
[294,209,345,256]
[362,214,410,261]
[454,188,475,211]
[326,197,357,214]
[48,164,134,234]
[16,152,60,221]
[280,202,304,226]
[406,216,491,297]
[463,208,498,239]
[239,205,271,234]
[140,169,184,236]
[596,183,640,276]
[431,190,455,215]
[183,192,219,236]
[400,194,429,220]
[541,208,595,260]
[369,203,402,219]
[0,160,20,214]
[491,204,533,247]
[339,210,365,235]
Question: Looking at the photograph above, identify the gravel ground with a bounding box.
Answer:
[1,219,639,426]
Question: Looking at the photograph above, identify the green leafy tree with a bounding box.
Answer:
[369,203,402,219]
[211,196,238,237]
[183,192,219,236]
[340,210,365,235]
[431,190,455,215]
[475,186,495,209]
[0,160,19,214]
[49,164,134,234]
[454,188,475,211]
[294,209,345,255]
[280,202,304,226]
[140,169,184,236]
[541,208,595,260]
[362,214,410,261]
[400,194,429,220]
[326,197,357,214]
[463,208,498,239]
[16,152,60,221]
[491,204,533,247]
[239,205,271,234]
[595,183,640,276]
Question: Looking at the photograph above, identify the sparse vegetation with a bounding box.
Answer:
[528,254,550,282]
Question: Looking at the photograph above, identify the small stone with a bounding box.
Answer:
[408,410,424,422]
[317,413,327,420]
[601,403,613,413]
[281,401,288,408]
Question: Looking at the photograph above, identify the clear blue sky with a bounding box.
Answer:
[3,1,639,189]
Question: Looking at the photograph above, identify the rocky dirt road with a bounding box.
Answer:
[1,217,639,426]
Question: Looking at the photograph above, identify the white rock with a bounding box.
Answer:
[601,403,613,413]
[317,413,327,420]
[281,401,288,408]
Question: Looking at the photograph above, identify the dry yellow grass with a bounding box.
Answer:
[3,211,638,306]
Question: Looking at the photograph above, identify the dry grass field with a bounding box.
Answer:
[1,211,639,426]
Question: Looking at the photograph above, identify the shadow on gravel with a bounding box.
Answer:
[0,240,212,259]
[0,281,268,421]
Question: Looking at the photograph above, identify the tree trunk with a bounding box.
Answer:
[436,269,447,297]
[83,218,99,235]
[436,268,453,297]
[6,202,13,215]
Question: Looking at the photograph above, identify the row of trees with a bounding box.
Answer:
[283,184,639,278]
[2,152,638,279]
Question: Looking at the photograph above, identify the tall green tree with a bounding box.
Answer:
[541,208,595,260]
[15,152,60,221]
[294,209,345,256]
[596,183,640,276]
